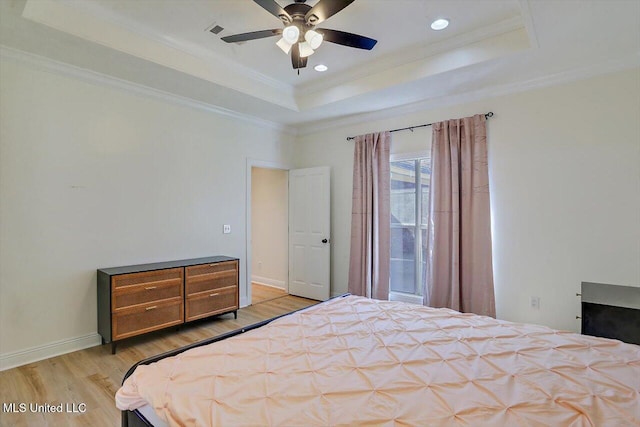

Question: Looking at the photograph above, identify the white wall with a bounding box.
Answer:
[0,58,294,368]
[251,167,288,290]
[294,67,640,333]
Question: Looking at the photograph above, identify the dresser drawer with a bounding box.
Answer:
[185,261,238,295]
[186,286,237,321]
[112,268,183,289]
[112,281,182,311]
[186,261,237,277]
[113,300,183,340]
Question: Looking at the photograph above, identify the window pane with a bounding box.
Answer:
[421,227,427,293]
[390,160,416,225]
[389,157,429,297]
[390,225,416,294]
[420,158,431,226]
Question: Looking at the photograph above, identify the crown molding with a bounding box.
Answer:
[518,0,540,49]
[297,52,640,137]
[297,16,525,97]
[21,0,296,110]
[3,46,637,140]
[56,0,293,94]
[0,46,297,136]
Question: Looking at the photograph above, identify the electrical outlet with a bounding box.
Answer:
[530,296,540,310]
[223,224,231,234]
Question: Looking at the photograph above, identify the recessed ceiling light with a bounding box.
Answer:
[430,18,449,31]
[314,64,328,72]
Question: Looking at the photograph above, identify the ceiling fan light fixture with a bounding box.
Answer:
[430,18,449,31]
[282,25,300,44]
[276,37,293,54]
[220,0,379,71]
[305,29,324,49]
[299,41,315,58]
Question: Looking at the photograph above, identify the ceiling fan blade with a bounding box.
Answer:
[305,0,356,25]
[221,29,283,43]
[317,28,377,50]
[253,0,292,24]
[291,43,308,69]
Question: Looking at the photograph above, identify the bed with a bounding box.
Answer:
[116,294,640,426]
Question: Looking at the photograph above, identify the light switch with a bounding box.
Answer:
[530,296,540,310]
[223,224,231,234]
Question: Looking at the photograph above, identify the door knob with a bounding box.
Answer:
[322,239,328,243]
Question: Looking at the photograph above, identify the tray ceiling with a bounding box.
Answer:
[1,0,638,131]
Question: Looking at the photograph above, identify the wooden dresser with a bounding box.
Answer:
[98,256,239,353]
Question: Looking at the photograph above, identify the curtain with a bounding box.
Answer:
[425,114,495,317]
[348,131,391,300]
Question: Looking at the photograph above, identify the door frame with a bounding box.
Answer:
[244,158,293,307]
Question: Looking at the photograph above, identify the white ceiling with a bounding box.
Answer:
[1,0,639,133]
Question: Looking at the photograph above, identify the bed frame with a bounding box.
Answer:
[121,294,349,427]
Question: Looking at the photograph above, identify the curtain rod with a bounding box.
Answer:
[345,112,494,141]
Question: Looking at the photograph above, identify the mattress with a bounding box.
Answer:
[138,404,168,427]
[116,295,640,426]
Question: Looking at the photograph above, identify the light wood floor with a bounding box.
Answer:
[251,282,288,304]
[0,295,317,427]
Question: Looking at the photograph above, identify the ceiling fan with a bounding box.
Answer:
[221,0,377,71]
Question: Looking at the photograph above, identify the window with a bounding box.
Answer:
[390,155,430,300]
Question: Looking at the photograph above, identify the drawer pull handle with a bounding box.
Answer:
[146,306,158,311]
[145,286,157,290]
[209,293,220,297]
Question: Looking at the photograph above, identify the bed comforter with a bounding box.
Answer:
[116,295,640,426]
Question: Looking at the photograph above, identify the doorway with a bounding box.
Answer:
[245,160,331,306]
[250,166,289,305]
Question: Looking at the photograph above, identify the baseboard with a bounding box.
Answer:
[251,275,287,290]
[0,333,102,371]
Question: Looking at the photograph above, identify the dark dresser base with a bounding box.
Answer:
[580,282,640,345]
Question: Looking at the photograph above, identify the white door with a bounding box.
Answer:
[288,167,331,300]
